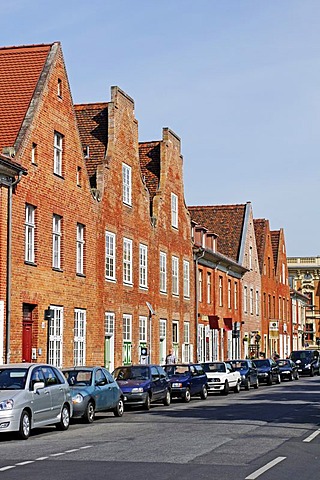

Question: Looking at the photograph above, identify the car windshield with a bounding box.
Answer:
[0,368,27,389]
[254,360,269,367]
[202,363,226,373]
[164,365,190,377]
[277,360,290,367]
[230,361,247,370]
[64,370,92,386]
[291,351,312,361]
[113,366,149,381]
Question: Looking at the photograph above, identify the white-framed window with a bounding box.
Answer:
[207,272,211,304]
[228,280,231,309]
[57,78,62,98]
[139,244,148,288]
[139,315,147,343]
[172,321,179,344]
[160,319,167,340]
[54,131,63,176]
[250,288,254,314]
[198,270,203,302]
[48,306,63,368]
[76,223,85,275]
[184,321,190,344]
[123,238,133,284]
[183,260,190,298]
[182,322,191,363]
[74,308,86,366]
[160,251,167,293]
[234,282,238,310]
[31,142,37,165]
[52,214,62,269]
[172,256,179,295]
[171,193,178,228]
[105,312,115,336]
[123,314,132,342]
[249,245,253,270]
[122,163,132,206]
[25,204,35,263]
[243,286,248,313]
[219,276,223,307]
[77,166,82,187]
[256,290,260,316]
[105,231,116,280]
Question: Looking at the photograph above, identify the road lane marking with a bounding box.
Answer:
[35,457,49,461]
[245,456,286,480]
[0,466,15,472]
[303,428,320,443]
[16,461,34,466]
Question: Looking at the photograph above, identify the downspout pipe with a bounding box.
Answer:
[194,247,205,362]
[6,171,24,364]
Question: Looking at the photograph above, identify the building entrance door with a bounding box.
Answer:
[22,304,34,362]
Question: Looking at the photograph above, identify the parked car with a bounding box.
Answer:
[0,363,72,440]
[253,358,281,385]
[290,350,320,376]
[229,359,259,390]
[163,363,208,402]
[113,364,171,410]
[276,359,299,381]
[62,366,124,423]
[201,361,241,395]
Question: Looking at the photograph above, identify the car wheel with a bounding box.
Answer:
[113,398,124,417]
[221,381,229,396]
[163,390,171,406]
[310,368,314,377]
[276,374,281,384]
[245,379,250,391]
[83,400,95,423]
[233,382,240,393]
[183,388,191,403]
[18,410,31,440]
[254,379,259,389]
[56,404,70,431]
[143,394,151,410]
[200,385,208,400]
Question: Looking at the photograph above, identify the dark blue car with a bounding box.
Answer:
[113,364,171,410]
[163,363,208,402]
[229,359,259,390]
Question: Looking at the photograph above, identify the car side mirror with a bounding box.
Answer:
[33,381,45,392]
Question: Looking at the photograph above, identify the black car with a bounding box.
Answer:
[229,359,259,390]
[113,364,171,410]
[290,350,320,377]
[253,358,281,385]
[163,364,208,402]
[276,359,299,381]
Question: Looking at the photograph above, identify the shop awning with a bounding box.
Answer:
[208,315,220,329]
[223,318,233,331]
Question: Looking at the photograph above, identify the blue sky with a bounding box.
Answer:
[2,0,320,256]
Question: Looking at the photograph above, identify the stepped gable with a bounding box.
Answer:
[253,218,268,272]
[139,141,160,200]
[188,204,246,262]
[75,103,108,180]
[0,43,52,151]
[270,230,280,269]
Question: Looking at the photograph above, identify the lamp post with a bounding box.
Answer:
[0,154,27,363]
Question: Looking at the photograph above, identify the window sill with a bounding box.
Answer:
[106,277,116,283]
[76,273,86,278]
[123,281,133,287]
[24,261,37,267]
[52,267,63,273]
[53,172,64,180]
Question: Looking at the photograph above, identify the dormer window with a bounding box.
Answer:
[57,78,62,98]
[84,146,90,159]
[31,142,37,165]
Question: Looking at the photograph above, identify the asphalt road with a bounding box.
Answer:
[0,375,319,480]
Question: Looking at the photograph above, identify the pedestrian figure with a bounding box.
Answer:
[165,348,176,364]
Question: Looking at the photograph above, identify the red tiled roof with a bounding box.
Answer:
[139,141,160,200]
[270,230,280,269]
[253,218,268,273]
[188,204,246,262]
[0,44,52,151]
[74,103,108,180]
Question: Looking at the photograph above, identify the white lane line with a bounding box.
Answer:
[0,466,15,472]
[65,449,78,453]
[16,461,35,466]
[245,456,286,480]
[35,457,49,461]
[50,452,66,457]
[79,445,93,450]
[303,428,320,443]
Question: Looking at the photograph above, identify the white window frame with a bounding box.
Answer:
[123,238,133,285]
[160,251,167,293]
[243,286,248,313]
[139,244,148,289]
[31,142,37,165]
[48,306,63,368]
[160,319,167,340]
[105,312,115,336]
[105,231,116,280]
[123,314,132,342]
[171,193,178,228]
[198,270,203,302]
[228,280,231,309]
[172,321,179,344]
[256,290,260,316]
[219,276,223,307]
[25,204,35,263]
[207,272,211,304]
[76,223,85,275]
[184,321,190,344]
[250,288,254,314]
[74,309,86,366]
[234,282,238,310]
[172,256,179,296]
[139,315,147,343]
[54,131,63,176]
[52,214,61,269]
[122,163,132,206]
[183,260,190,298]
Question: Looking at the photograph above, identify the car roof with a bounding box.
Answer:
[0,363,49,369]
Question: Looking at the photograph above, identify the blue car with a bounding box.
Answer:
[63,366,124,423]
[229,359,259,390]
[113,364,171,410]
[163,363,208,402]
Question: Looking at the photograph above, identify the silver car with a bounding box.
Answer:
[0,363,73,439]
